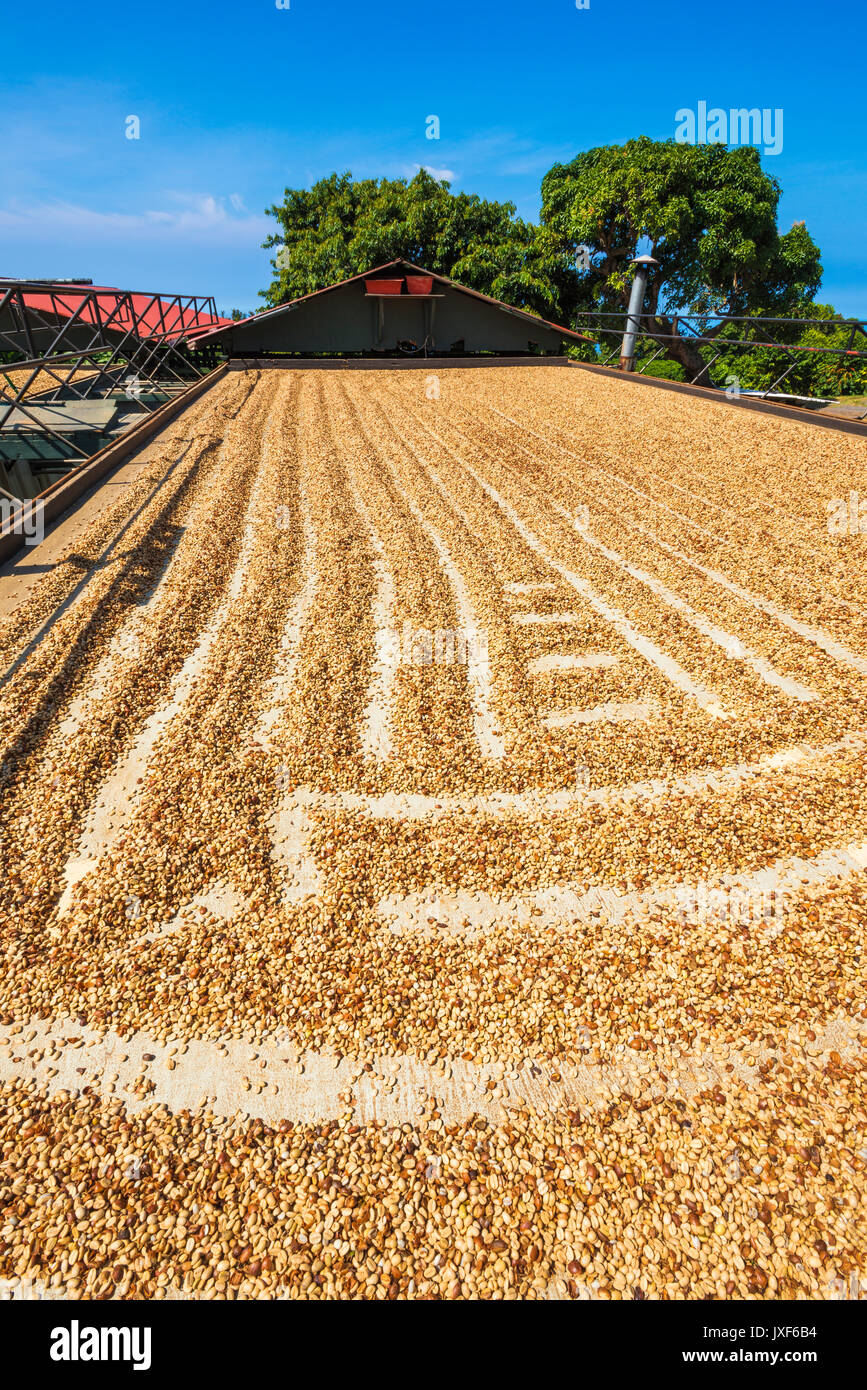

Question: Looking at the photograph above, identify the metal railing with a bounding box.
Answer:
[572,309,867,411]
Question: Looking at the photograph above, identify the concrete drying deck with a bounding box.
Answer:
[1,365,866,1302]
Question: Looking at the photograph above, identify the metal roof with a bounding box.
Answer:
[1,280,232,342]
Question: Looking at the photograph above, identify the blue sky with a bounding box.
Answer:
[1,0,864,316]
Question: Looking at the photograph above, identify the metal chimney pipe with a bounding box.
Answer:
[619,254,659,370]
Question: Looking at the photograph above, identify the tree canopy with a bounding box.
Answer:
[261,168,570,316]
[540,137,823,379]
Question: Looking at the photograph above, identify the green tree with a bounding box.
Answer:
[710,303,867,397]
[541,137,823,382]
[261,169,575,317]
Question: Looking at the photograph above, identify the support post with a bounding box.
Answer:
[619,254,659,371]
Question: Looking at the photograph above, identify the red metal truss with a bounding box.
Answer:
[0,280,231,435]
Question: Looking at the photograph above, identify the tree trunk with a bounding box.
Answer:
[646,315,717,386]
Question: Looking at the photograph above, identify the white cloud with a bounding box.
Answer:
[418,164,457,182]
[0,195,269,247]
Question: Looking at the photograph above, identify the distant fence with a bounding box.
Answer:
[572,310,867,406]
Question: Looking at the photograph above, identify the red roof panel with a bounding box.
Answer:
[7,283,231,341]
